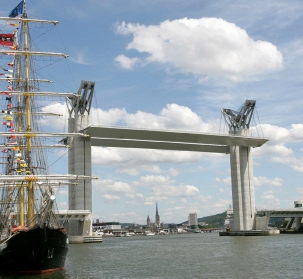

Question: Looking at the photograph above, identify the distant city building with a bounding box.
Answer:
[92,221,121,230]
[106,223,121,230]
[188,213,198,228]
[155,202,160,227]
[147,215,151,226]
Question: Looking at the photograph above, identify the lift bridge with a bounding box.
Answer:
[63,81,283,242]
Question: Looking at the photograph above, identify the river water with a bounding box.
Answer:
[1,232,303,279]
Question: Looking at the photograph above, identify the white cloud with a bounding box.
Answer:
[210,199,231,209]
[94,179,134,194]
[254,124,303,144]
[125,193,144,199]
[122,103,213,132]
[218,175,283,188]
[168,168,179,177]
[258,191,280,209]
[261,191,280,201]
[222,177,231,185]
[92,147,204,174]
[69,50,92,65]
[40,103,127,131]
[198,195,212,202]
[91,107,127,126]
[272,156,303,173]
[134,175,199,199]
[40,102,213,133]
[40,102,67,130]
[104,194,120,200]
[254,176,283,187]
[254,145,293,157]
[117,168,140,176]
[252,124,303,172]
[126,211,136,216]
[114,54,141,69]
[216,177,231,185]
[115,17,283,81]
[144,201,155,206]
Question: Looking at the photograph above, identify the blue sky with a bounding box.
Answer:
[1,0,302,224]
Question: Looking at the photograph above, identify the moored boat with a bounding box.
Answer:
[145,231,155,236]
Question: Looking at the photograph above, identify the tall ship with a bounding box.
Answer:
[0,1,93,274]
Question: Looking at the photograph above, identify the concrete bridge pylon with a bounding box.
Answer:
[222,100,257,231]
[66,80,95,238]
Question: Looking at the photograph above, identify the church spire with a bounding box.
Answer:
[155,202,160,227]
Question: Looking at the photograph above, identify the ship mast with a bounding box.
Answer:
[15,6,24,226]
[21,0,35,226]
[0,1,94,232]
[1,0,68,227]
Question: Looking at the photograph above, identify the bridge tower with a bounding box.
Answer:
[222,100,256,231]
[66,80,95,237]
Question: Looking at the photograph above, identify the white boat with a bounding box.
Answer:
[158,229,169,235]
[145,231,155,236]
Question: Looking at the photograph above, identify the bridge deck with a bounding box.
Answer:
[258,209,303,218]
[83,126,268,153]
[55,210,91,221]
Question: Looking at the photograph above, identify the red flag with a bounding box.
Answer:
[0,91,12,96]
[1,52,15,56]
[3,122,14,127]
[0,34,14,47]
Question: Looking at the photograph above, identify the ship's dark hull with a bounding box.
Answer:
[0,225,68,274]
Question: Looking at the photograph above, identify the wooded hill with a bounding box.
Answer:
[198,211,226,228]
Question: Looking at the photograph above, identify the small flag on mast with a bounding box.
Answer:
[8,60,14,67]
[7,23,19,27]
[8,1,24,18]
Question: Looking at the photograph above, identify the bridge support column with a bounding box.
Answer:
[230,129,256,231]
[230,146,243,231]
[66,80,95,238]
[68,115,92,236]
[295,217,302,230]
